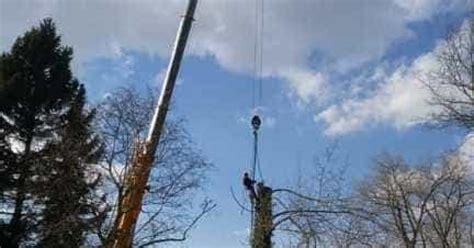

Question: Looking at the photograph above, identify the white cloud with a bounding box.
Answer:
[1,1,470,137]
[0,0,467,108]
[316,19,473,136]
[280,67,328,105]
[316,51,439,136]
[459,132,474,169]
[113,45,135,79]
[263,116,276,128]
[393,0,468,21]
[154,68,168,86]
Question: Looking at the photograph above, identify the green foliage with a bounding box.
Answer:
[0,18,105,247]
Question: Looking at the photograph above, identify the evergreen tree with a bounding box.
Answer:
[37,86,105,247]
[0,18,105,247]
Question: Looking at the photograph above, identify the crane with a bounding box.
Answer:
[105,0,198,247]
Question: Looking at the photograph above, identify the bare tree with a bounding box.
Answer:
[92,86,215,247]
[242,146,474,248]
[425,19,474,130]
[423,154,474,247]
[270,144,352,247]
[352,153,474,248]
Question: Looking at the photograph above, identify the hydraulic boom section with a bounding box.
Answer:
[106,1,198,247]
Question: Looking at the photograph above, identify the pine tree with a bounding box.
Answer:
[37,85,105,247]
[0,18,105,247]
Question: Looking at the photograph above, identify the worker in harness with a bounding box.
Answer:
[243,172,258,204]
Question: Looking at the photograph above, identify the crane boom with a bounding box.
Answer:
[106,1,198,247]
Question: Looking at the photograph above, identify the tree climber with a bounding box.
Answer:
[243,172,258,204]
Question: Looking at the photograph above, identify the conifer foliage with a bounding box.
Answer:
[0,19,105,247]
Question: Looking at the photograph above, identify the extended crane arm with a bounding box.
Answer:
[106,1,198,247]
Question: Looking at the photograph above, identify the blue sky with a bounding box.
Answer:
[1,0,472,247]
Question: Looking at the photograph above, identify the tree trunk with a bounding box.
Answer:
[252,183,272,248]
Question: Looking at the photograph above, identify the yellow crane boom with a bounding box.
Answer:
[106,1,198,246]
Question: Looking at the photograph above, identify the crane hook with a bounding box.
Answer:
[251,115,261,132]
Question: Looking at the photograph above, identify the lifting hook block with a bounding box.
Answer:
[251,115,261,131]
